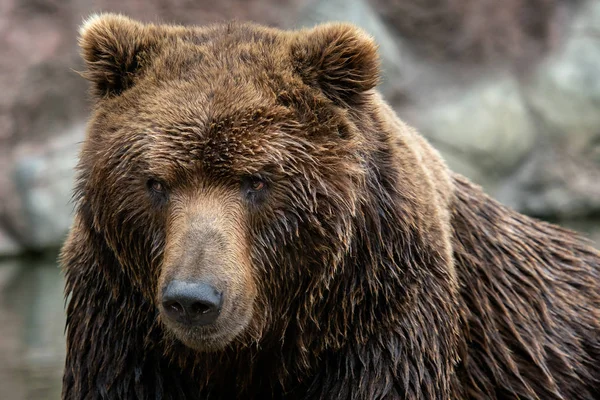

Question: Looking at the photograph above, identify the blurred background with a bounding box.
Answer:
[1,0,599,398]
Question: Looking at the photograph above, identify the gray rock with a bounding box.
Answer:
[497,145,600,219]
[0,228,21,257]
[10,125,83,250]
[525,0,600,139]
[414,76,536,188]
[499,0,600,226]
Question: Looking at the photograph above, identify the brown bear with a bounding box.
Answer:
[61,13,600,400]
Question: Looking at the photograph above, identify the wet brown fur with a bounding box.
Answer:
[61,14,600,400]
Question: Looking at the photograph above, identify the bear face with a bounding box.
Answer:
[76,14,419,352]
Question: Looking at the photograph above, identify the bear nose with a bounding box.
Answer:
[161,280,223,326]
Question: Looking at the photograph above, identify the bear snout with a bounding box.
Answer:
[161,280,223,327]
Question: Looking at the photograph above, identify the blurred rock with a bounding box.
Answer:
[0,0,81,146]
[525,0,600,139]
[497,145,600,219]
[0,228,21,256]
[413,76,536,189]
[492,0,600,236]
[10,59,88,144]
[9,125,83,250]
[370,0,566,63]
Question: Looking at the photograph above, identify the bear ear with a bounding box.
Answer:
[78,13,158,98]
[291,23,380,106]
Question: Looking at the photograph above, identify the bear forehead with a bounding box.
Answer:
[146,23,291,85]
[97,85,319,181]
[98,101,304,179]
[143,106,301,175]
[94,50,295,169]
[82,17,372,180]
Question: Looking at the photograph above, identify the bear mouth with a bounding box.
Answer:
[161,303,254,352]
[176,329,231,352]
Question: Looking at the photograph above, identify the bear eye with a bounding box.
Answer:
[147,179,168,203]
[250,179,265,192]
[150,180,164,193]
[242,176,268,203]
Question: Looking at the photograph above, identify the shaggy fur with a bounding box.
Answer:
[61,14,600,400]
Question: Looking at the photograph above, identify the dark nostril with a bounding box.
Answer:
[190,301,211,315]
[161,280,223,326]
[164,300,184,315]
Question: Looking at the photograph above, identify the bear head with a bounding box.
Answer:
[75,14,457,355]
